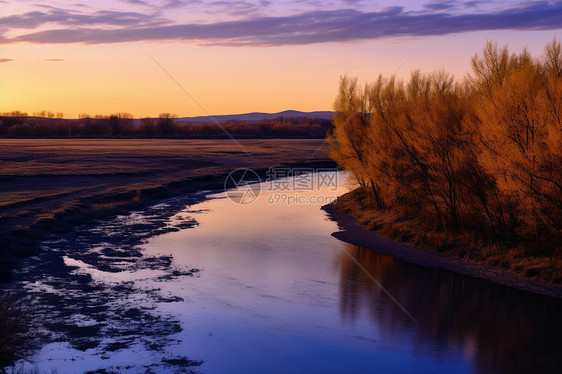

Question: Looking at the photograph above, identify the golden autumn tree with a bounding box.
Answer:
[329,76,386,208]
[472,40,562,241]
[330,39,561,246]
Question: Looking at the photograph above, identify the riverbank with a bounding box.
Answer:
[323,190,562,299]
[0,139,334,281]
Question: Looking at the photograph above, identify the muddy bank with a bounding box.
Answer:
[322,203,562,299]
[0,138,334,280]
[3,190,211,371]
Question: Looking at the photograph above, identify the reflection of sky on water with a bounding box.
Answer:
[13,172,561,373]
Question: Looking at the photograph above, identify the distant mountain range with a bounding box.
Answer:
[176,110,334,124]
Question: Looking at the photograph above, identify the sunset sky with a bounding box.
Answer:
[1,0,561,118]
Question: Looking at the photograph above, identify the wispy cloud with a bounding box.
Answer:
[119,0,151,6]
[206,1,268,16]
[423,0,458,11]
[1,1,561,46]
[0,58,13,63]
[0,9,164,29]
[160,0,188,9]
[462,0,485,8]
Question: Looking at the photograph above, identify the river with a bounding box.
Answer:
[6,171,562,373]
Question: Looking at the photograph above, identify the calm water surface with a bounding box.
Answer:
[11,172,562,373]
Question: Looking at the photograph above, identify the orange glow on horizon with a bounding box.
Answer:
[1,31,556,118]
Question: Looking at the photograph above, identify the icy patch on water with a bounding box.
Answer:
[9,340,202,374]
[63,256,169,283]
[5,192,208,373]
[25,278,64,296]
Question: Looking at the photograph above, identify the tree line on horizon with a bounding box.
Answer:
[329,40,561,251]
[0,113,332,138]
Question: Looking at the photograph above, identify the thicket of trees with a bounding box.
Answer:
[0,113,331,138]
[329,40,562,249]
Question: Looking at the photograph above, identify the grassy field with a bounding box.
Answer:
[0,138,332,280]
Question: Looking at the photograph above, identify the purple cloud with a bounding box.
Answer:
[423,0,458,11]
[119,0,151,6]
[462,1,484,7]
[206,1,268,16]
[1,1,561,46]
[160,0,187,9]
[0,9,164,29]
[0,58,13,62]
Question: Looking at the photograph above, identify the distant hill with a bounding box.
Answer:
[176,110,334,124]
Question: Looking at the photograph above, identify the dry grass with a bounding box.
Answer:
[0,294,27,368]
[332,187,562,285]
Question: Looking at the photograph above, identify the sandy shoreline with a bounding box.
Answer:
[322,203,562,299]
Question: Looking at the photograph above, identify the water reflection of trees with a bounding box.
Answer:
[338,244,562,374]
